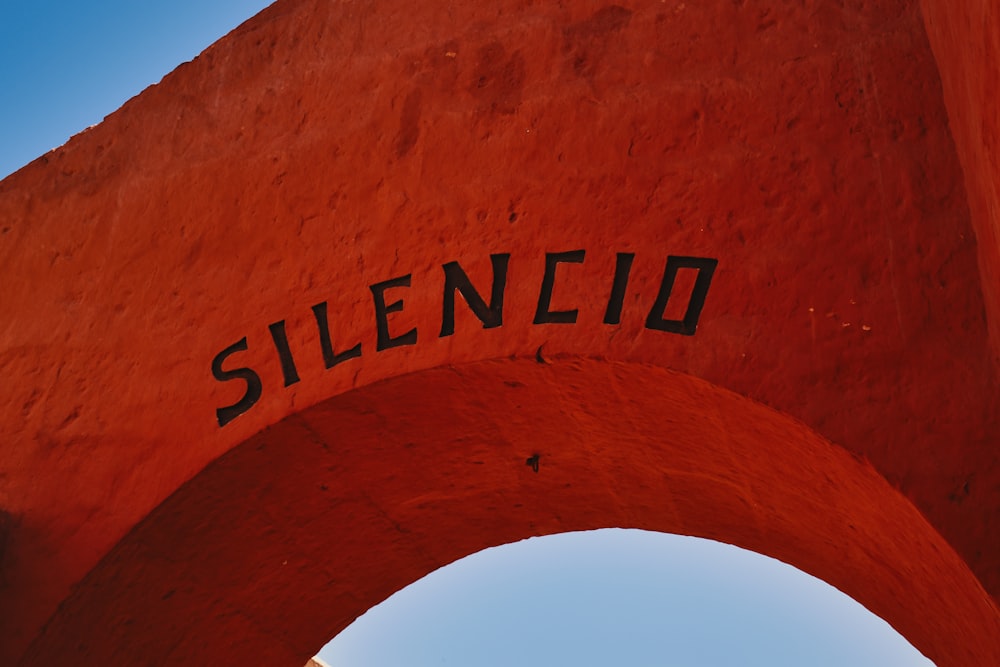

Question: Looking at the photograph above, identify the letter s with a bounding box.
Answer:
[212,337,263,427]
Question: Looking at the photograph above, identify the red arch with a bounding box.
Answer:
[21,359,999,665]
[2,0,1000,664]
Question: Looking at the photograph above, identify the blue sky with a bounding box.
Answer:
[0,1,272,178]
[0,3,933,665]
[319,529,933,666]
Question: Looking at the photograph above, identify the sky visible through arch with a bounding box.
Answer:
[318,529,933,667]
[0,2,933,665]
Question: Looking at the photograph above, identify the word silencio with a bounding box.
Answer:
[212,250,718,428]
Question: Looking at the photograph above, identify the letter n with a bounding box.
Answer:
[439,254,510,337]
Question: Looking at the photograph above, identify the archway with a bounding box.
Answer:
[20,359,998,665]
[2,0,1000,664]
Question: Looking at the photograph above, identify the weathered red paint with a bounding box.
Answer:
[920,0,1000,361]
[1,0,998,664]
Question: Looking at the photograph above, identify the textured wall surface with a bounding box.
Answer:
[920,0,1000,358]
[1,0,998,665]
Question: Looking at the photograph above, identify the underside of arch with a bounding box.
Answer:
[22,358,999,666]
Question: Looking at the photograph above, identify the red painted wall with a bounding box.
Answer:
[1,0,998,664]
[921,0,1000,361]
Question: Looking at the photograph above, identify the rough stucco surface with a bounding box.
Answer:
[0,0,998,665]
[18,362,1000,665]
[920,0,1000,363]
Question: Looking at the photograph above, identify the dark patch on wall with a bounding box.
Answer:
[394,89,423,159]
[562,5,633,80]
[470,42,526,115]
